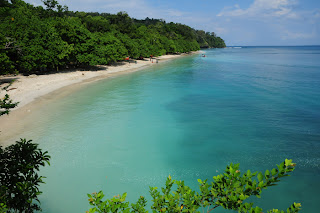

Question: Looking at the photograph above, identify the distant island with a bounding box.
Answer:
[0,0,226,75]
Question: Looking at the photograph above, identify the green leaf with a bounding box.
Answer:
[265,170,270,178]
[257,172,263,182]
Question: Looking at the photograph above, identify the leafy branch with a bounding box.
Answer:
[0,79,19,116]
[87,159,301,213]
[0,139,51,212]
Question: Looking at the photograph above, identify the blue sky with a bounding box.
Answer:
[25,0,320,46]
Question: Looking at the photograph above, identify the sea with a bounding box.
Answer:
[21,46,320,212]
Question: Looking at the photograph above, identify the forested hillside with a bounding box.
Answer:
[0,0,226,75]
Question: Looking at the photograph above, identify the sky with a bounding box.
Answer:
[25,0,320,46]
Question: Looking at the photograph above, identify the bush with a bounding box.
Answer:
[0,139,50,212]
[87,159,301,213]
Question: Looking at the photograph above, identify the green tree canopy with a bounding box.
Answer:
[0,0,226,74]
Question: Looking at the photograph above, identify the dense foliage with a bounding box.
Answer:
[0,139,50,212]
[0,0,226,75]
[87,159,301,213]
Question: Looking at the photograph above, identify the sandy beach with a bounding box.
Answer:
[0,53,196,146]
[0,54,190,110]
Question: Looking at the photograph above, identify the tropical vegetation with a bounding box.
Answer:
[0,139,50,212]
[87,160,301,213]
[0,0,226,75]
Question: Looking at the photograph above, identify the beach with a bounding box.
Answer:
[0,54,191,110]
[0,53,194,146]
[1,47,319,212]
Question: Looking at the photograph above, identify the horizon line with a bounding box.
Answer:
[227,45,320,47]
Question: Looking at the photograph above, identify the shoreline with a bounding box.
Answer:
[0,53,193,110]
[0,52,198,146]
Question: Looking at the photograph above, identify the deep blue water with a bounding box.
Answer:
[25,46,320,212]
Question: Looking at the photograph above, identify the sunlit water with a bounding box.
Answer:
[23,47,320,212]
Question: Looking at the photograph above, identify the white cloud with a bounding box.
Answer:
[217,0,298,19]
[214,0,320,45]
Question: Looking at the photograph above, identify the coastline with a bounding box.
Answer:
[0,52,198,146]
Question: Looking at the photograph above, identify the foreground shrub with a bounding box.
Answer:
[87,159,301,213]
[0,139,50,212]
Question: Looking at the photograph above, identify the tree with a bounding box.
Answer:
[108,12,136,35]
[41,0,58,10]
[0,139,51,212]
[0,0,225,74]
[87,159,301,213]
[82,15,111,33]
[116,33,140,59]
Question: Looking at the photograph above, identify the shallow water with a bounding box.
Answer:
[21,47,320,212]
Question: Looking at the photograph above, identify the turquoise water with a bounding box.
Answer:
[32,47,320,212]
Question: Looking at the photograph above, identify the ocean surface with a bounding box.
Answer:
[22,46,320,212]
